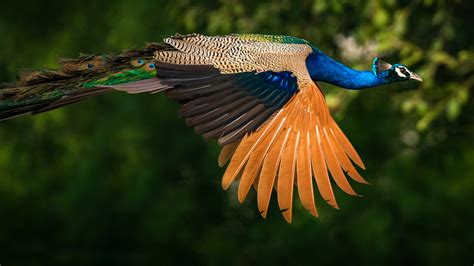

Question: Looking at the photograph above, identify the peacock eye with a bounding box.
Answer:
[146,63,156,71]
[87,63,94,69]
[400,68,408,75]
[131,58,145,67]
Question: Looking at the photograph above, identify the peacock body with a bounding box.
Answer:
[0,33,421,222]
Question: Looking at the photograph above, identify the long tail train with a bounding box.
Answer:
[0,43,170,120]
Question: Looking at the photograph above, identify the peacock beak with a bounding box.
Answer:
[410,73,423,82]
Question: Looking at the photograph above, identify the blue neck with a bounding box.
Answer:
[306,50,387,90]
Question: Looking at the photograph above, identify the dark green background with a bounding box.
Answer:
[0,0,473,265]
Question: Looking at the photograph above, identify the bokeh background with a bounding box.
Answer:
[0,0,473,265]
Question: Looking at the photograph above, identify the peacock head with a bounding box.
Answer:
[372,57,422,83]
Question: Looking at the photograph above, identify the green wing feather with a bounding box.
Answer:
[236,34,309,44]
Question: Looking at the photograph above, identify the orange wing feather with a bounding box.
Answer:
[220,81,366,223]
[309,113,338,209]
[218,141,240,167]
[257,127,290,218]
[277,130,298,223]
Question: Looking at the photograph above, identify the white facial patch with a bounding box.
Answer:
[395,67,407,78]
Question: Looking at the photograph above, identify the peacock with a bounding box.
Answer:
[0,34,422,223]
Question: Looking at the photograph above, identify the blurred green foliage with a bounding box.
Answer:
[0,0,473,265]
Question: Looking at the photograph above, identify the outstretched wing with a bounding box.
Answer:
[220,81,367,223]
[110,34,367,222]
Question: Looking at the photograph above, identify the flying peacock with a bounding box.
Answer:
[0,34,422,223]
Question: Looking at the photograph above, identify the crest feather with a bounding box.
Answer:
[372,57,392,75]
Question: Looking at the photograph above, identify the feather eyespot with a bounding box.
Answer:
[131,59,145,67]
[145,63,156,71]
[87,63,94,69]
